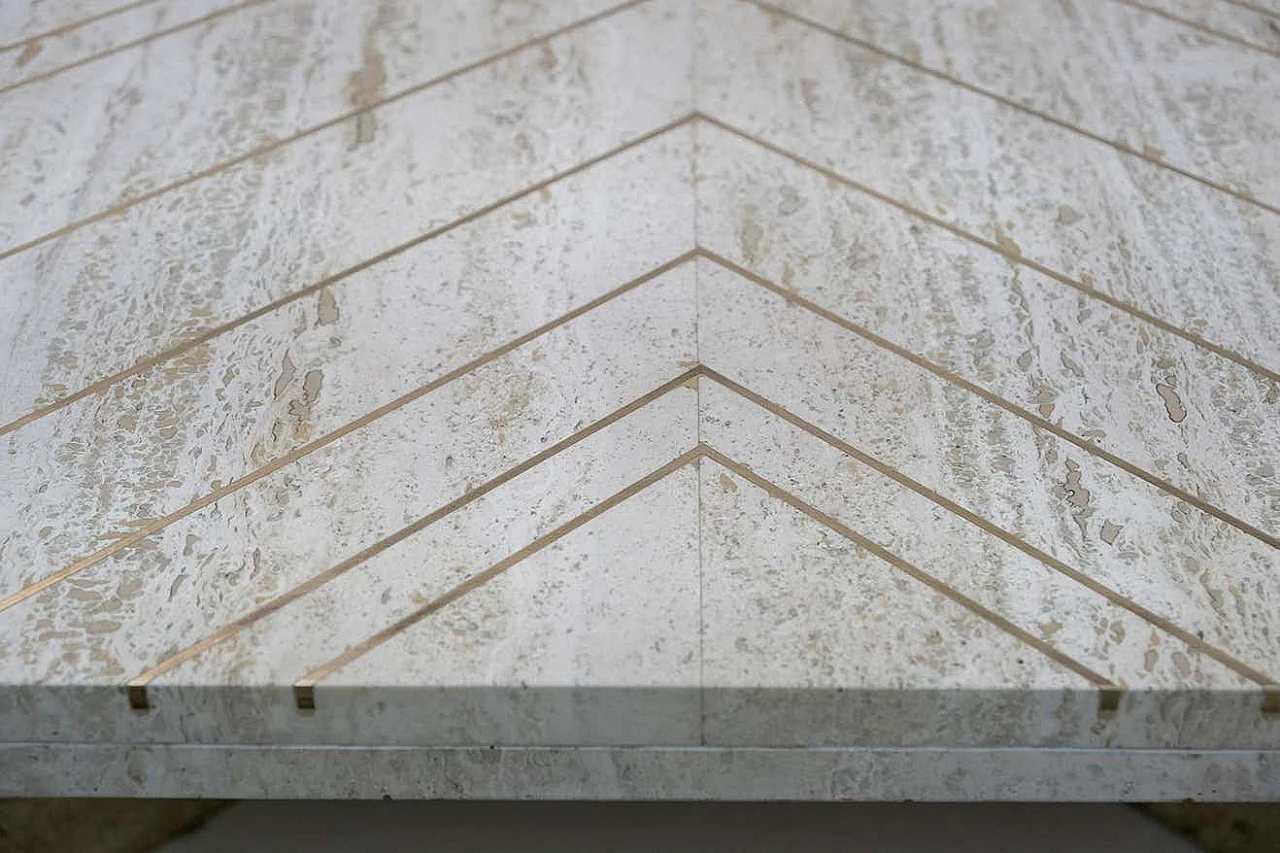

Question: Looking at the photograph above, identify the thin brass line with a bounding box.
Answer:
[699,248,1279,549]
[124,370,698,708]
[696,452,706,745]
[699,367,1280,689]
[0,0,652,263]
[1110,0,1280,58]
[693,105,705,744]
[0,0,163,53]
[0,0,273,96]
[702,448,1116,689]
[741,0,1280,218]
[0,113,693,438]
[693,116,1280,386]
[293,448,703,708]
[0,251,697,615]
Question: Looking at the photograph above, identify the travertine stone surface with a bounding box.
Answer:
[0,128,694,598]
[1137,0,1280,54]
[4,744,1279,800]
[0,0,245,89]
[0,270,697,744]
[0,0,141,46]
[322,464,702,748]
[698,260,1280,685]
[698,458,1102,748]
[696,122,1280,538]
[699,379,1276,750]
[1,0,1277,800]
[696,0,1280,373]
[0,0,691,424]
[0,0,628,251]
[772,0,1280,207]
[699,381,1248,696]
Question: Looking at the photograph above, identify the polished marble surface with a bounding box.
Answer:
[0,0,1278,799]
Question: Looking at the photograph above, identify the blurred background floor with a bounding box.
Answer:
[156,802,1208,852]
[1,799,1256,853]
[7,798,1280,851]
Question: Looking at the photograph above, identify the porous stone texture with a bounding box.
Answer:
[1,0,1277,800]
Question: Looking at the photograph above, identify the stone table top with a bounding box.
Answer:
[1,0,1278,800]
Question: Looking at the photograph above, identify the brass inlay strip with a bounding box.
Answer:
[6,0,1277,449]
[291,448,705,709]
[0,0,274,96]
[704,448,1116,690]
[292,444,1113,711]
[742,0,1280,218]
[692,115,706,745]
[699,367,1280,691]
[126,368,1279,714]
[122,371,1272,714]
[0,0,163,53]
[0,0,652,263]
[0,113,694,438]
[1111,0,1280,59]
[699,116,1280,387]
[124,369,699,709]
[699,247,1279,550]
[0,251,697,615]
[10,111,1276,446]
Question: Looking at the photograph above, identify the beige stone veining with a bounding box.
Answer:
[773,0,1280,206]
[1,0,1278,796]
[0,0,251,90]
[1134,0,1280,55]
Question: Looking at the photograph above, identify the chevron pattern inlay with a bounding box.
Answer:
[2,0,1279,798]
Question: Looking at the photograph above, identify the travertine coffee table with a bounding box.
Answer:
[2,0,1278,800]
